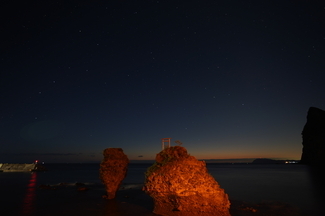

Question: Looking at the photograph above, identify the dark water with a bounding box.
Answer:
[0,163,323,215]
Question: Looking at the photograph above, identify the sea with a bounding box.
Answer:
[1,163,324,216]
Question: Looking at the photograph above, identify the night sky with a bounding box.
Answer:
[1,1,325,163]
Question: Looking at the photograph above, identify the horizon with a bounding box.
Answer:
[0,158,301,164]
[0,149,301,164]
[0,139,302,163]
[0,159,301,164]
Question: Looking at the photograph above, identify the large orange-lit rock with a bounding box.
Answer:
[99,148,129,199]
[143,146,231,216]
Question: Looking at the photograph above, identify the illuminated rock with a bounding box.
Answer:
[143,146,231,216]
[301,107,325,165]
[99,148,129,199]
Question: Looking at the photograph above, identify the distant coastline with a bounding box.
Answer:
[129,158,300,164]
[203,158,300,164]
[0,163,47,172]
[0,158,300,165]
[251,158,300,164]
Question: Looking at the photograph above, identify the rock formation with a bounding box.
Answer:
[0,163,46,172]
[143,146,231,216]
[301,107,325,165]
[99,148,129,199]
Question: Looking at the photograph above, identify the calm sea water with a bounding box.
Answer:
[0,163,324,216]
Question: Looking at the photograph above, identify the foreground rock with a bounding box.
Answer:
[99,148,129,199]
[300,107,325,165]
[143,146,231,216]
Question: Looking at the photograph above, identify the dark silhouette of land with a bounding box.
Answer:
[300,107,325,165]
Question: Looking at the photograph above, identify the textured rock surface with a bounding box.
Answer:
[99,148,129,199]
[143,146,231,216]
[300,107,325,165]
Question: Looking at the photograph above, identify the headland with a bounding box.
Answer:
[0,163,46,172]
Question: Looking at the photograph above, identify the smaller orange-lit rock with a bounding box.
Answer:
[99,148,129,199]
[143,146,231,216]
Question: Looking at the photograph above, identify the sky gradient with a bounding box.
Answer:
[1,0,325,163]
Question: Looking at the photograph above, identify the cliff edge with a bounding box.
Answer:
[300,107,325,165]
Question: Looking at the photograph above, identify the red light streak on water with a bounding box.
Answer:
[22,172,37,216]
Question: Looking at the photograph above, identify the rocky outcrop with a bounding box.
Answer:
[143,146,231,216]
[99,148,129,199]
[0,163,46,172]
[301,107,325,165]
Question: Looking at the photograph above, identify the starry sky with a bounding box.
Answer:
[1,0,324,163]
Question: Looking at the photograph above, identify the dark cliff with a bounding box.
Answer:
[300,107,325,165]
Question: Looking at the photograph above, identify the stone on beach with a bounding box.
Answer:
[143,146,231,216]
[99,148,129,199]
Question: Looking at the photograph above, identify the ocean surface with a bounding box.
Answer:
[1,163,324,216]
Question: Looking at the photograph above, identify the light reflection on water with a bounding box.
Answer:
[22,172,37,216]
